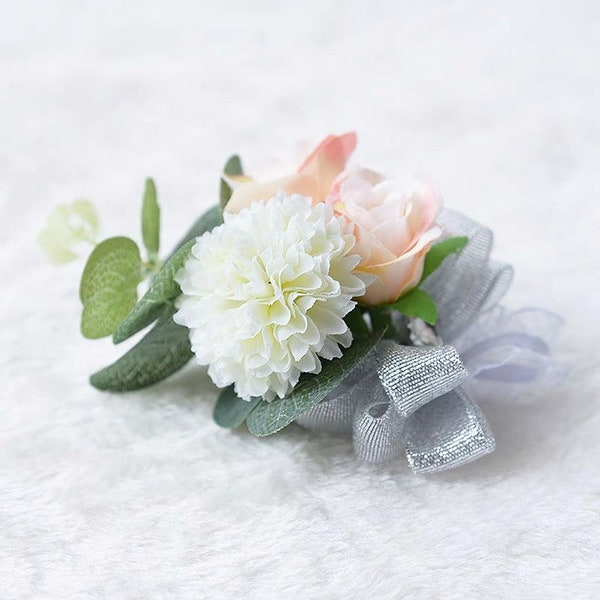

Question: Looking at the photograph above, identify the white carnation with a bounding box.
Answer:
[174,193,366,401]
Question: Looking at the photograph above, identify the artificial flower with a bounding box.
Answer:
[174,193,366,401]
[328,167,442,305]
[37,199,99,264]
[224,132,357,214]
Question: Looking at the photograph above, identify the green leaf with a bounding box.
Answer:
[141,178,160,256]
[344,306,370,339]
[167,205,223,260]
[388,288,438,325]
[37,199,99,264]
[79,237,142,339]
[114,204,224,343]
[219,155,243,211]
[246,330,385,437]
[213,387,261,429]
[90,307,193,391]
[420,236,468,283]
[113,239,195,344]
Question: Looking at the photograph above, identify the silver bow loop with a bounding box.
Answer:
[405,387,496,474]
[295,361,379,434]
[423,209,513,341]
[478,261,514,314]
[352,383,405,463]
[297,340,473,469]
[376,341,468,417]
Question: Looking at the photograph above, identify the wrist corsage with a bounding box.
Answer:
[39,132,562,474]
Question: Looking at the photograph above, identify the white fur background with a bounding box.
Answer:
[1,1,599,598]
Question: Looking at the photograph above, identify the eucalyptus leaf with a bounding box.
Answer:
[420,236,468,283]
[246,330,385,437]
[213,387,261,429]
[113,239,195,343]
[141,178,160,256]
[90,307,193,391]
[219,155,243,211]
[79,236,141,339]
[388,288,438,325]
[167,205,223,260]
[115,204,223,343]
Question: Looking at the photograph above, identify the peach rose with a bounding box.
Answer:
[224,132,357,213]
[329,168,442,306]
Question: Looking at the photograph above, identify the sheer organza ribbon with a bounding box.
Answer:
[296,210,562,474]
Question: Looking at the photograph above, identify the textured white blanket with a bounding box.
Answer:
[2,1,599,598]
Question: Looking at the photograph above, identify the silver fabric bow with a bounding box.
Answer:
[296,210,561,474]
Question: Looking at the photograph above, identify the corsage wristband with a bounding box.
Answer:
[39,132,562,474]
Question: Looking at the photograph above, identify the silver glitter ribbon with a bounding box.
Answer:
[296,209,561,474]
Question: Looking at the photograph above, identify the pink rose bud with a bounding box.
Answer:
[330,168,442,306]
